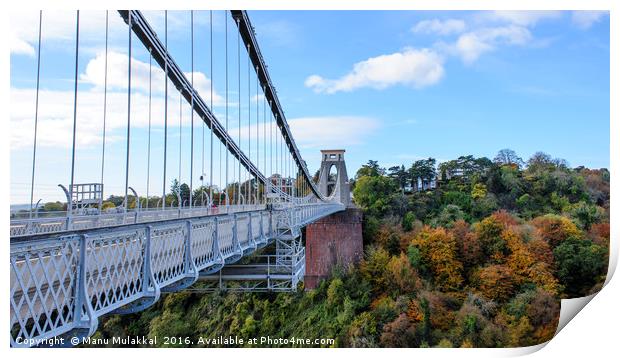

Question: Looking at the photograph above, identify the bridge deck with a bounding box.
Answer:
[10,203,343,347]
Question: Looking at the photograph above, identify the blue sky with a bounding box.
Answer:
[10,10,610,204]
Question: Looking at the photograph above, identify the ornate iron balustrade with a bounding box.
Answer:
[10,203,343,347]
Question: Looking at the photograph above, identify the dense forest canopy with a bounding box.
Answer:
[93,149,610,348]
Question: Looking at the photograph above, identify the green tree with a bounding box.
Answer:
[569,201,601,230]
[353,175,398,217]
[402,212,415,232]
[356,160,384,178]
[553,237,607,297]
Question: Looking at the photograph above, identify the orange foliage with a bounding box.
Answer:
[411,227,463,291]
[460,339,474,348]
[504,229,559,294]
[420,291,457,331]
[370,294,393,310]
[452,220,482,268]
[387,253,421,294]
[530,214,581,247]
[476,265,516,302]
[526,237,554,267]
[407,300,424,323]
[490,210,519,227]
[589,222,610,247]
[528,289,560,343]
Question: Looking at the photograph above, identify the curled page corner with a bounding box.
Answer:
[519,239,617,355]
[552,237,618,338]
[555,294,597,333]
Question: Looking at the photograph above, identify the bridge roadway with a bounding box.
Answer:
[10,203,344,347]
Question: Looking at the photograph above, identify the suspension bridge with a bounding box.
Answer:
[10,10,361,348]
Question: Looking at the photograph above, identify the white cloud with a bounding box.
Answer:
[571,11,608,30]
[10,35,35,56]
[289,116,380,148]
[305,48,444,94]
[9,10,118,56]
[234,116,379,149]
[412,19,466,36]
[251,93,265,103]
[9,10,220,57]
[486,11,563,27]
[441,25,532,64]
[10,84,204,150]
[80,51,225,106]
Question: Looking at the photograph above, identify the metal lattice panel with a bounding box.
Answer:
[150,224,187,287]
[236,214,251,250]
[191,218,218,271]
[85,230,146,315]
[216,216,235,259]
[10,238,80,347]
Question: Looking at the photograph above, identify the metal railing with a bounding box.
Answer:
[10,204,266,239]
[10,202,342,347]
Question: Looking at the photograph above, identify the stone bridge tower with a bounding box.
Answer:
[317,149,351,206]
[305,149,362,290]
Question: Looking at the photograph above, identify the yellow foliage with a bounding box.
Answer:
[460,339,474,348]
[411,227,463,291]
[476,265,515,302]
[387,253,420,294]
[407,300,424,323]
[504,229,559,294]
[531,214,582,247]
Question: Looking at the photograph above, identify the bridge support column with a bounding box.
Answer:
[304,208,363,290]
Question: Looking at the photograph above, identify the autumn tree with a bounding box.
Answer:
[380,313,415,347]
[503,229,559,294]
[360,246,391,295]
[474,215,508,262]
[474,265,516,302]
[409,227,463,291]
[387,253,420,294]
[451,220,482,272]
[531,214,581,248]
